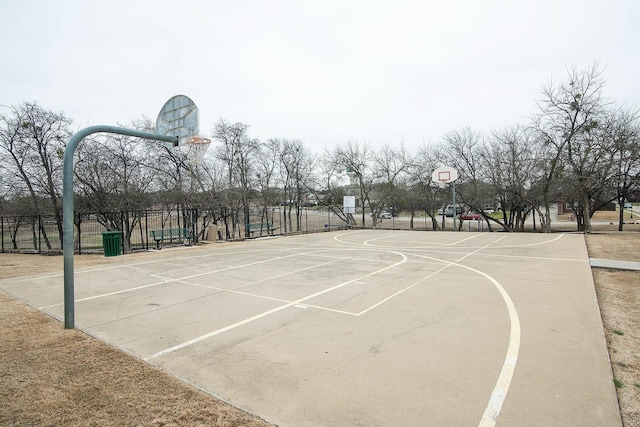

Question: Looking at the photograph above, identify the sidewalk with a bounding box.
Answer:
[590,258,640,271]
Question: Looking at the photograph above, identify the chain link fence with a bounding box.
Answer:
[0,206,360,255]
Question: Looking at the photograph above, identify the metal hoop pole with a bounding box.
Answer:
[63,126,177,329]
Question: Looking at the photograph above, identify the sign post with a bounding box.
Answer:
[343,195,356,227]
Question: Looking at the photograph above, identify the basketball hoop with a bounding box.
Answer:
[431,166,459,186]
[183,136,211,167]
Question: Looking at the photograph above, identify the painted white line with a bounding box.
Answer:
[2,247,301,283]
[497,233,565,248]
[336,231,567,252]
[40,251,310,308]
[362,233,409,246]
[229,258,344,291]
[296,252,400,264]
[355,237,507,316]
[38,247,403,311]
[474,267,520,427]
[356,263,452,316]
[39,279,172,309]
[184,282,291,303]
[187,282,360,316]
[296,304,358,316]
[407,246,520,427]
[146,252,408,360]
[445,233,484,246]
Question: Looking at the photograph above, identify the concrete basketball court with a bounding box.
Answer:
[0,230,622,426]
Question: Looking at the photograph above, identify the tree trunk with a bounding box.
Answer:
[542,199,552,233]
[618,196,625,232]
[582,195,592,233]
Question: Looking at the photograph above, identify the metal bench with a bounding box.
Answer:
[149,228,194,249]
[245,222,276,238]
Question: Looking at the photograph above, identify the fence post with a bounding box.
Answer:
[145,210,149,251]
[76,213,82,255]
[38,215,42,254]
[193,208,198,244]
[1,217,3,253]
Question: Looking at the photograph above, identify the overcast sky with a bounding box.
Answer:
[2,0,638,153]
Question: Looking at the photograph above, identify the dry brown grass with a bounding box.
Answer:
[0,252,274,427]
[586,233,640,427]
[1,231,639,426]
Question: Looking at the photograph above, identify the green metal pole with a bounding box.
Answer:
[63,126,177,329]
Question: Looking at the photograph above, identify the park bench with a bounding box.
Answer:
[245,222,276,238]
[149,227,194,249]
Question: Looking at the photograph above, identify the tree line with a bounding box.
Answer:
[1,63,638,247]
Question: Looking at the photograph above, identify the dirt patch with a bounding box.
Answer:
[1,234,639,426]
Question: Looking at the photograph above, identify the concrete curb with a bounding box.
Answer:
[590,258,640,271]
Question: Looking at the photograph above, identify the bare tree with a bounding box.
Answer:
[411,144,448,230]
[276,139,315,232]
[313,158,348,225]
[482,126,537,231]
[0,102,71,249]
[441,128,486,230]
[612,108,640,230]
[534,63,610,232]
[212,119,259,238]
[74,129,157,250]
[371,143,412,226]
[255,139,283,227]
[327,140,375,227]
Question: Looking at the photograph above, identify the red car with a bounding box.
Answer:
[460,212,482,221]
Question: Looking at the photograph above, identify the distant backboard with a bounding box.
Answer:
[431,166,459,185]
[156,95,199,147]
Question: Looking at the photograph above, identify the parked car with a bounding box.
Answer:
[460,211,481,221]
[624,202,633,209]
[444,206,462,217]
[380,211,393,219]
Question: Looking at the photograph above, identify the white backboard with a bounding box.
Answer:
[156,95,199,146]
[432,166,459,184]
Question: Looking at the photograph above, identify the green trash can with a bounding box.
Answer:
[102,230,123,257]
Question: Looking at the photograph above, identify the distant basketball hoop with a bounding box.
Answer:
[183,136,211,167]
[432,166,458,186]
[432,165,460,231]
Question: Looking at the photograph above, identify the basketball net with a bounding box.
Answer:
[183,136,211,167]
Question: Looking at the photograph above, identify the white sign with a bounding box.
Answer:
[343,196,356,214]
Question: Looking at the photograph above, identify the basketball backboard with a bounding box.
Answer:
[156,95,199,147]
[431,166,459,185]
